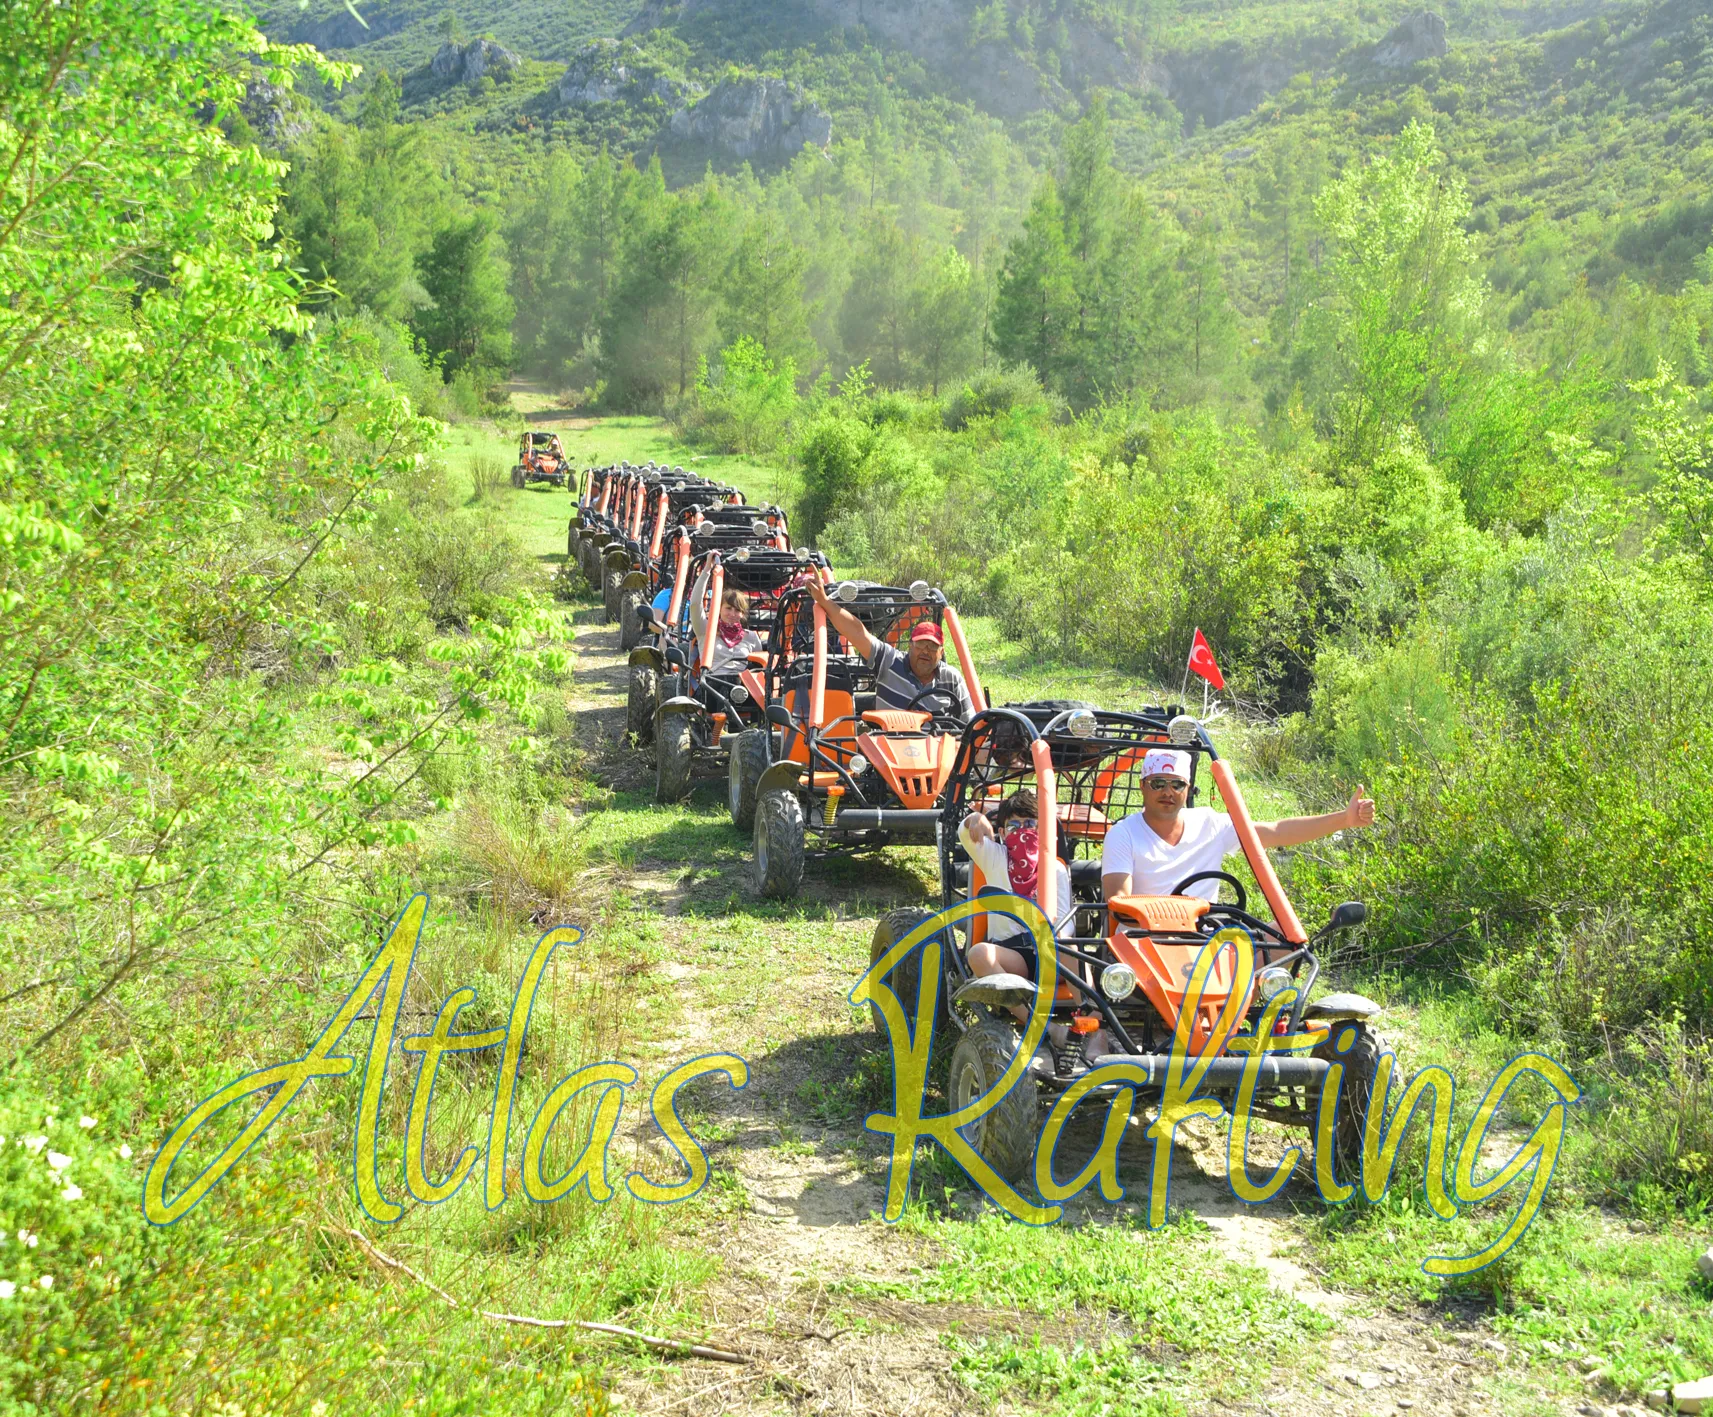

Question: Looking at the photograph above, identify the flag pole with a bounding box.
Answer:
[1180,637,1194,708]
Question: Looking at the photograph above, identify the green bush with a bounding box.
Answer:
[944,365,1061,431]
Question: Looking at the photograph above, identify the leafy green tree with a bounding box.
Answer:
[695,338,799,454]
[413,212,515,377]
[906,245,981,396]
[991,178,1078,387]
[1296,121,1487,460]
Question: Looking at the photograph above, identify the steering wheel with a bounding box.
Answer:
[1169,870,1248,913]
[903,685,965,728]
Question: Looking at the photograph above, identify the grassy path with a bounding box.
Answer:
[465,412,1666,1417]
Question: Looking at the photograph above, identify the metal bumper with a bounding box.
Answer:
[830,808,941,842]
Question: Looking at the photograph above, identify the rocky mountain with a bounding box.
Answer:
[665,77,831,161]
[557,38,700,108]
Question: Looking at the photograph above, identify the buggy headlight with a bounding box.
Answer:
[1066,709,1097,738]
[1257,966,1292,1001]
[733,547,750,562]
[836,580,859,603]
[850,751,870,774]
[730,683,749,704]
[794,546,810,562]
[1167,714,1199,746]
[1100,963,1137,1002]
[909,580,930,602]
[752,519,769,536]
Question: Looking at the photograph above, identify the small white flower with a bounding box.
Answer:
[45,1116,56,1127]
[0,1280,13,1300]
[19,1230,38,1248]
[311,1401,329,1417]
[37,1275,52,1291]
[79,1116,96,1130]
[119,1144,133,1161]
[46,1150,71,1173]
[22,1135,45,1154]
[60,1183,83,1202]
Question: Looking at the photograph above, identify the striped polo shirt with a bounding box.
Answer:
[868,641,974,718]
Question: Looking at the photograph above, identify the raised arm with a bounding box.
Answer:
[688,561,715,655]
[805,578,877,659]
[1254,786,1375,849]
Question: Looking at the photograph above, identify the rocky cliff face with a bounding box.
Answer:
[430,37,523,85]
[666,78,831,162]
[1370,11,1449,69]
[558,39,699,108]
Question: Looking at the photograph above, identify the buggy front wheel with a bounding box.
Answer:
[602,566,624,622]
[618,588,646,649]
[948,1020,1038,1187]
[727,729,768,830]
[866,907,944,1039]
[655,714,694,802]
[1314,1022,1389,1188]
[753,788,804,899]
[628,663,659,747]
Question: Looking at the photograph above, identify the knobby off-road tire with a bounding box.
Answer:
[602,566,625,622]
[753,788,805,899]
[726,729,768,831]
[867,907,943,1039]
[579,538,598,586]
[628,664,659,747]
[618,589,646,650]
[511,466,525,489]
[948,1019,1039,1186]
[1315,1022,1389,1187]
[655,714,694,802]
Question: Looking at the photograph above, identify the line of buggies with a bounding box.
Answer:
[567,462,1386,1189]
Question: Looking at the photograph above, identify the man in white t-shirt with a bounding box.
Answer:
[1100,749,1375,903]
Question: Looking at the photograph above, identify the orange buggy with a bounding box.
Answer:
[512,431,569,488]
[743,580,986,899]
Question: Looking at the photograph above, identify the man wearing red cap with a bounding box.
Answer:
[1101,747,1375,903]
[806,579,975,719]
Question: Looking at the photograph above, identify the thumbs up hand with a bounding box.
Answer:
[1346,786,1376,830]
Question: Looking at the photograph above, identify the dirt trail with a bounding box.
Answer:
[559,596,1585,1417]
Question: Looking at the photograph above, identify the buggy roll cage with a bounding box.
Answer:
[934,704,1322,1054]
[755,582,987,809]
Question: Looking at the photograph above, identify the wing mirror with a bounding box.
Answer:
[1325,901,1367,933]
[766,704,793,728]
[665,647,686,669]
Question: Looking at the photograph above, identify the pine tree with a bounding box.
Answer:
[838,211,913,386]
[413,212,514,376]
[906,246,981,396]
[990,178,1077,386]
[720,210,818,371]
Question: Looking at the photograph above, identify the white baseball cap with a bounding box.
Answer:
[1141,749,1192,782]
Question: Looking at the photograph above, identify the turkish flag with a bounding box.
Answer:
[1187,629,1226,690]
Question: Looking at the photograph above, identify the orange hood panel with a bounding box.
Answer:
[860,731,957,809]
